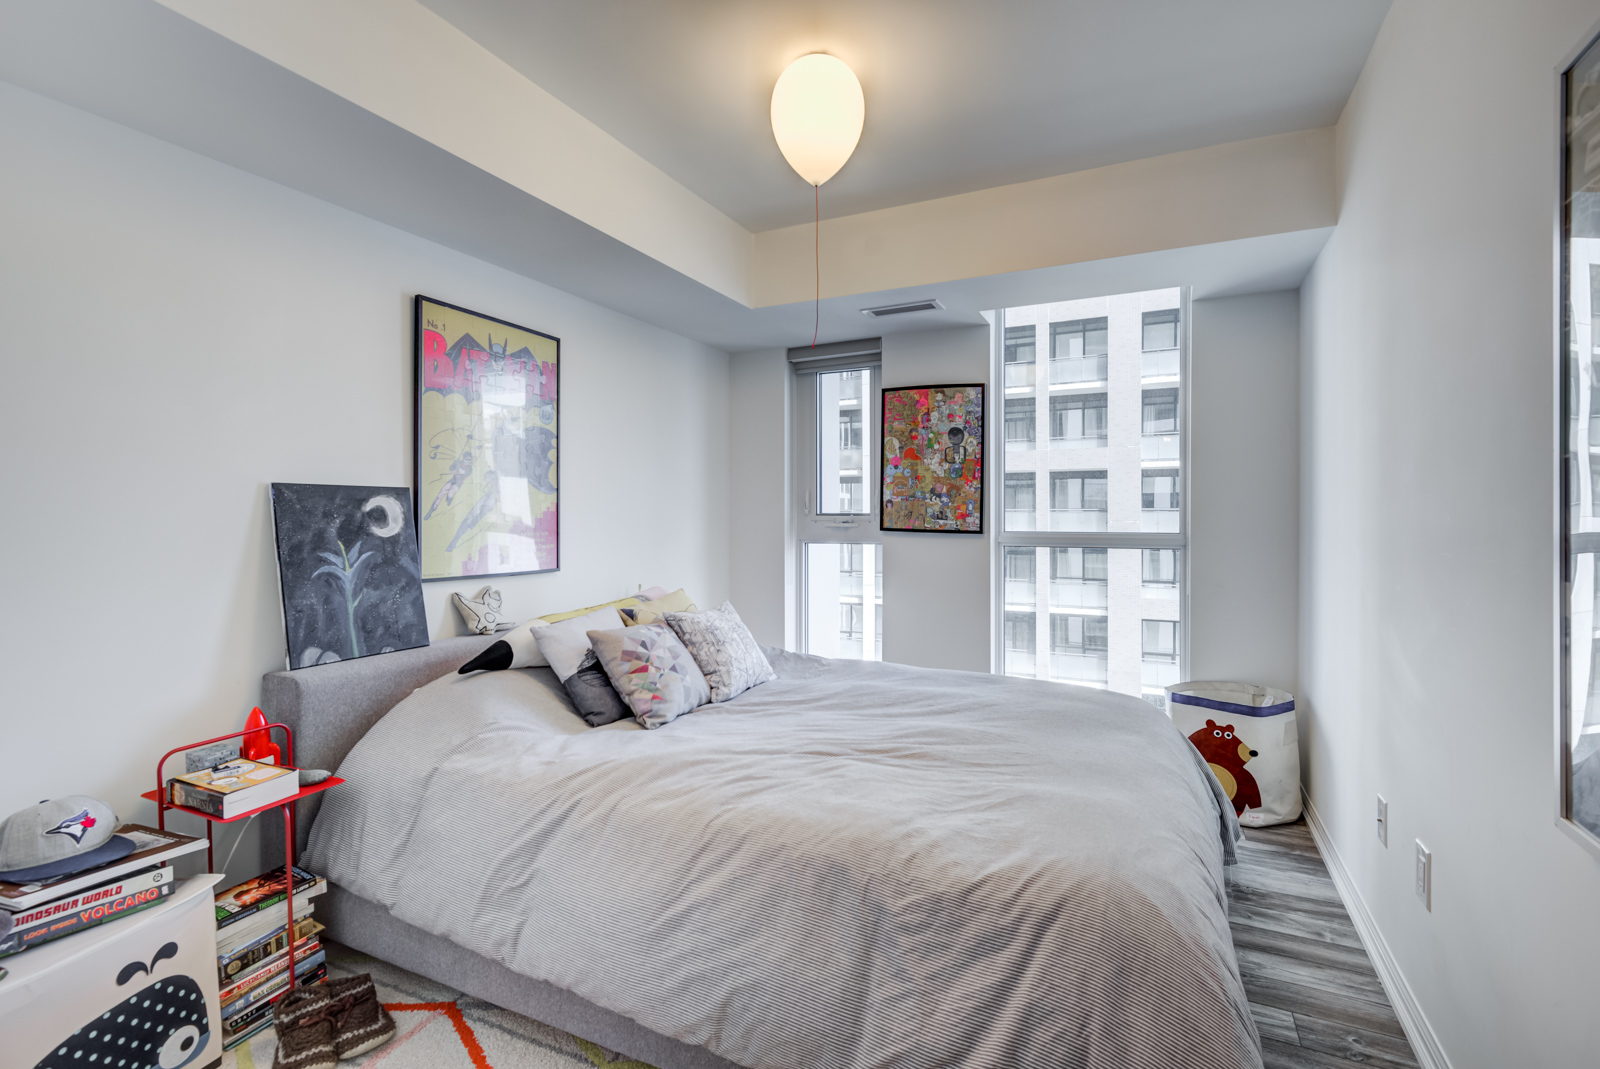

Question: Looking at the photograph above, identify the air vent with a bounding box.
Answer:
[861,299,943,317]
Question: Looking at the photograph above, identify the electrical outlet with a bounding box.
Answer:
[1415,840,1431,910]
[1376,795,1388,847]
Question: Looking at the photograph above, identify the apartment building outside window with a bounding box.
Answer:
[995,289,1184,710]
[1005,397,1036,448]
[1004,325,1036,389]
[793,346,884,661]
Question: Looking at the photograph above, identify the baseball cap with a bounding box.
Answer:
[0,796,135,883]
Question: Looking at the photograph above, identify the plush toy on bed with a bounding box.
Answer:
[452,586,506,635]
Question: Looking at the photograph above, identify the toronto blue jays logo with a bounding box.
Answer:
[45,809,96,844]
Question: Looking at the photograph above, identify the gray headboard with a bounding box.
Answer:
[260,635,495,862]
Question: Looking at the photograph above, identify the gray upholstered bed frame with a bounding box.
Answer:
[261,636,742,1069]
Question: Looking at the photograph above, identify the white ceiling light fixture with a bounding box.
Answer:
[770,53,865,187]
[771,53,865,348]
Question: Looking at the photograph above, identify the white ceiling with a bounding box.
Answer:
[419,0,1390,231]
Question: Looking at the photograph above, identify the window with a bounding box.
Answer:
[1050,318,1108,385]
[794,350,882,662]
[1051,393,1107,444]
[1142,549,1179,585]
[1142,388,1179,435]
[1004,546,1036,608]
[1004,472,1036,530]
[1005,397,1036,447]
[997,290,1184,707]
[1051,470,1107,532]
[1051,547,1107,609]
[803,542,882,660]
[816,367,872,515]
[1004,610,1037,676]
[1142,619,1178,660]
[1004,325,1036,389]
[1143,309,1179,351]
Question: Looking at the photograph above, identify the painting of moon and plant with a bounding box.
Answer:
[269,483,430,669]
[415,295,559,580]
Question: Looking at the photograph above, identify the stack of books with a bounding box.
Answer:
[0,825,206,961]
[169,758,300,819]
[214,865,328,1049]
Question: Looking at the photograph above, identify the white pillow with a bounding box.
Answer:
[529,606,626,681]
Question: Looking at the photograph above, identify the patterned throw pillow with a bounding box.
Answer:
[587,624,711,729]
[664,602,776,703]
[618,588,697,626]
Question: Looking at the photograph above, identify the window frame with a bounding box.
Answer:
[989,295,1190,682]
[791,342,884,656]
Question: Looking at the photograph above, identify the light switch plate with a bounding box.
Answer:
[1376,795,1388,847]
[1415,840,1431,910]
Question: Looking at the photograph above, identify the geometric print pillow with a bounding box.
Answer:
[587,623,711,729]
[664,601,776,703]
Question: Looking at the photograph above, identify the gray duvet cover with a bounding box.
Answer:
[305,649,1259,1069]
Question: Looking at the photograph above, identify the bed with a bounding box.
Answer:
[264,635,1260,1069]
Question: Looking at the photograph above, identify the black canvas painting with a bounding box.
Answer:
[270,483,430,669]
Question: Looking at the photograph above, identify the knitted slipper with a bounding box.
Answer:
[323,973,397,1060]
[271,987,339,1069]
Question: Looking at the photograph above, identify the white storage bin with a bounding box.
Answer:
[1167,681,1301,827]
[0,874,223,1069]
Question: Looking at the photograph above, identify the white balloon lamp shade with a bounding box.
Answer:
[770,53,864,187]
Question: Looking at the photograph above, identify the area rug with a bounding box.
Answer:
[221,942,658,1069]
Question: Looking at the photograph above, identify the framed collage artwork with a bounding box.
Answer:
[880,382,985,533]
[414,296,559,580]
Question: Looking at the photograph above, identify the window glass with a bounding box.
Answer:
[1005,397,1036,447]
[816,368,871,515]
[1142,309,1179,351]
[804,542,881,660]
[1004,325,1037,390]
[998,287,1183,708]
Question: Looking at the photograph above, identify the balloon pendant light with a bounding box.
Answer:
[771,53,864,347]
[770,53,865,186]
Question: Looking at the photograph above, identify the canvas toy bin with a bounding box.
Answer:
[0,874,223,1069]
[1167,681,1301,827]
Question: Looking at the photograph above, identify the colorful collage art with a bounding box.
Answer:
[880,383,986,533]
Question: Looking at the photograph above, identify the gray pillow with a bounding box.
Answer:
[587,623,711,729]
[664,601,776,703]
[562,649,633,727]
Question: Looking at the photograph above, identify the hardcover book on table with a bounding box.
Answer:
[0,825,203,911]
[169,758,299,819]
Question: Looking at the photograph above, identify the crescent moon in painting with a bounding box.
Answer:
[364,494,405,537]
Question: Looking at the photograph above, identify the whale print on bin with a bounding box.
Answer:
[33,941,211,1069]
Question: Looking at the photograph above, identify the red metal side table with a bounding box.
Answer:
[142,722,342,993]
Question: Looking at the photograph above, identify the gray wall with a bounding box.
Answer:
[0,82,732,861]
[880,326,994,673]
[1299,1,1600,1064]
[1189,291,1299,692]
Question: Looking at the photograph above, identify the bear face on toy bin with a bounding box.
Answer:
[32,941,212,1069]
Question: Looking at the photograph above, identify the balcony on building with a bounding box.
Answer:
[1004,578,1036,609]
[1141,347,1179,380]
[1142,579,1179,600]
[1005,648,1037,677]
[1052,508,1108,532]
[1141,508,1179,533]
[1005,509,1038,531]
[1051,578,1108,609]
[1141,433,1179,461]
[1050,354,1107,386]
[1141,658,1181,688]
[1052,652,1109,685]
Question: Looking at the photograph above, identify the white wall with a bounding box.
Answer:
[880,326,993,673]
[1299,2,1600,1065]
[728,348,791,648]
[1189,291,1299,692]
[0,82,730,841]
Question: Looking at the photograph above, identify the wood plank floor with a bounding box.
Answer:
[1231,820,1422,1069]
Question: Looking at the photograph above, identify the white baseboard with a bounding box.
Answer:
[1300,792,1453,1069]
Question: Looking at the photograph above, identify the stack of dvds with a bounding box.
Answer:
[0,825,205,961]
[214,865,328,1049]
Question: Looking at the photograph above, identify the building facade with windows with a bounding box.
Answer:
[998,289,1183,707]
